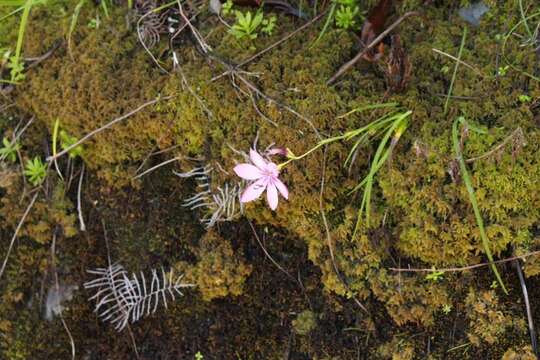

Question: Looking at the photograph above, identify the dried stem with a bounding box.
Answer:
[211,11,327,82]
[77,164,86,231]
[465,127,524,163]
[0,191,39,282]
[51,230,76,360]
[46,95,174,162]
[389,250,540,273]
[327,12,421,85]
[514,259,538,357]
[432,48,484,77]
[247,219,297,283]
[132,156,182,180]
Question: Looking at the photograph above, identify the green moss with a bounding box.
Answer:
[292,309,317,335]
[184,230,252,301]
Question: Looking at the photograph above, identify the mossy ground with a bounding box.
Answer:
[1,0,540,358]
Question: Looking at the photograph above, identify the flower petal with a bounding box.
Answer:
[250,149,267,170]
[273,178,288,199]
[266,182,278,210]
[266,147,287,157]
[234,164,262,180]
[240,178,267,203]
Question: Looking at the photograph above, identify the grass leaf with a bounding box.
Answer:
[452,117,508,294]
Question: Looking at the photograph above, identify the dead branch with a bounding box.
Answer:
[327,11,421,85]
[389,250,540,273]
[0,191,39,281]
[46,95,174,163]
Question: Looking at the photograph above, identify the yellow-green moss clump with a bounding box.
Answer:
[184,230,252,301]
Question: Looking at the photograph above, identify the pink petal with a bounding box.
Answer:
[250,149,267,170]
[240,178,267,203]
[266,147,287,157]
[266,183,278,210]
[273,178,288,199]
[234,164,262,180]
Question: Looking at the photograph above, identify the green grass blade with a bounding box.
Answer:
[0,0,25,6]
[452,117,508,294]
[352,111,411,235]
[51,118,64,180]
[0,5,23,21]
[52,118,59,157]
[444,26,467,115]
[68,0,86,57]
[311,2,336,47]
[11,0,32,82]
[518,0,531,37]
[100,0,109,18]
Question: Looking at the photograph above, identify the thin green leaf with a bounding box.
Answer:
[311,2,336,47]
[444,26,467,114]
[452,117,508,294]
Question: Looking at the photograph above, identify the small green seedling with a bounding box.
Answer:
[7,55,25,82]
[24,157,47,186]
[425,267,444,282]
[497,65,509,76]
[221,0,233,15]
[230,10,263,40]
[60,130,83,158]
[0,137,20,163]
[261,15,277,35]
[518,94,532,103]
[88,16,100,29]
[490,280,499,289]
[195,352,204,360]
[335,5,359,29]
[441,304,452,315]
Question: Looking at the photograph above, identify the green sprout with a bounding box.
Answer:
[87,16,100,29]
[221,0,233,15]
[195,352,204,360]
[261,15,277,35]
[7,55,25,82]
[229,10,263,40]
[518,94,532,103]
[335,5,359,29]
[442,304,452,314]
[60,130,83,158]
[24,157,47,186]
[425,267,444,282]
[0,137,20,163]
[497,65,509,76]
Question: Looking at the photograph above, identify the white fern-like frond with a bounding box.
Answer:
[84,263,194,331]
[176,165,243,228]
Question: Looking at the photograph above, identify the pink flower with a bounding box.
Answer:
[234,149,289,210]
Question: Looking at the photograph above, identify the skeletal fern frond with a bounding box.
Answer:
[176,164,243,228]
[84,263,194,331]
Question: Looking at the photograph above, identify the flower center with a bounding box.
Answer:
[262,162,279,178]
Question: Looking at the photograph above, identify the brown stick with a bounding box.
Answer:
[327,11,421,85]
[211,11,327,83]
[389,250,540,273]
[465,127,524,163]
[46,95,174,163]
[0,191,39,281]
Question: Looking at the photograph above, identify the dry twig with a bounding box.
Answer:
[46,95,174,163]
[327,12,421,85]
